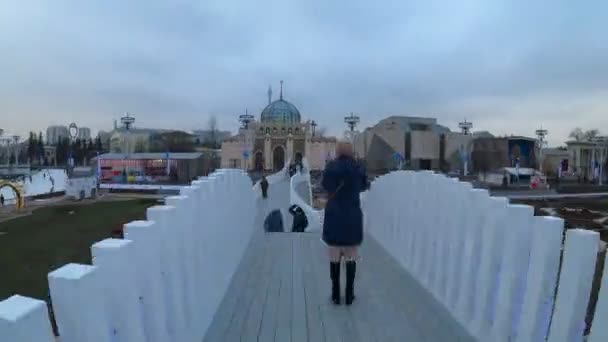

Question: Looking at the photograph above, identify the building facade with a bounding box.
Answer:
[471,136,537,174]
[221,84,336,171]
[565,138,608,182]
[77,127,91,141]
[353,116,474,171]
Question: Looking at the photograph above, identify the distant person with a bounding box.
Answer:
[289,204,308,232]
[322,140,368,305]
[0,194,4,207]
[260,176,269,199]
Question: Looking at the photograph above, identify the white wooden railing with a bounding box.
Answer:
[0,169,256,342]
[363,170,608,342]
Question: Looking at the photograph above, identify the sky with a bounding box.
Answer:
[1,0,607,146]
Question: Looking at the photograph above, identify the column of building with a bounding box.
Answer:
[286,134,294,164]
[264,135,272,170]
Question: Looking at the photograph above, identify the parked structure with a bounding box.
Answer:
[95,152,217,184]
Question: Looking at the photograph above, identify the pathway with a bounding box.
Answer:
[203,232,475,342]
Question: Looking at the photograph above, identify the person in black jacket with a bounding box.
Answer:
[260,176,269,199]
[289,205,308,232]
[322,141,367,305]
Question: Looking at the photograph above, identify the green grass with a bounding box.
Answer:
[0,199,157,302]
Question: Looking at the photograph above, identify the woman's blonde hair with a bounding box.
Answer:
[336,140,353,157]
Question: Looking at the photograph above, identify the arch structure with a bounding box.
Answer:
[0,180,25,209]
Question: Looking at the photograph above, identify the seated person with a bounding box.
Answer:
[288,204,308,232]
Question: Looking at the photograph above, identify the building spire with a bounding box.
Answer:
[267,85,272,105]
[280,80,283,100]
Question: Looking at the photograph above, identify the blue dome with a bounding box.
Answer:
[260,99,301,124]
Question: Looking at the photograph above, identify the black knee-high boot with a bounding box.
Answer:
[330,262,341,305]
[345,260,356,305]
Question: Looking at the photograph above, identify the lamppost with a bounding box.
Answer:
[120,113,135,177]
[68,123,78,174]
[344,112,360,132]
[239,110,254,170]
[535,127,548,173]
[310,120,317,137]
[458,119,473,176]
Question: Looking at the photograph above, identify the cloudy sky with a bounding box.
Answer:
[1,0,607,146]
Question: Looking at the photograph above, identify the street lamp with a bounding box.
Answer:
[458,119,473,135]
[120,113,135,177]
[238,109,254,170]
[68,123,78,170]
[458,119,474,176]
[310,120,317,137]
[535,127,548,173]
[344,112,360,132]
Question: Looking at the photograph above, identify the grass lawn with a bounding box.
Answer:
[0,199,157,303]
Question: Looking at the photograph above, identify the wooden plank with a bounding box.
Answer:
[275,235,294,341]
[222,235,274,342]
[203,232,266,342]
[292,235,309,342]
[240,234,277,342]
[257,236,283,341]
[301,235,326,342]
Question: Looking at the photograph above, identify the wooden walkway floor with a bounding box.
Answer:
[203,232,475,342]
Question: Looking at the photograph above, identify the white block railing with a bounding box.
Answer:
[0,169,256,342]
[362,170,608,342]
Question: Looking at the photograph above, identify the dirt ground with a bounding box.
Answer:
[512,197,608,242]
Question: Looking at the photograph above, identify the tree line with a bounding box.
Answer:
[25,132,105,166]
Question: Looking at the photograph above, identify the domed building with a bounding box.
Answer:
[221,82,336,171]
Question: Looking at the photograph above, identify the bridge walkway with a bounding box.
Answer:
[203,231,475,342]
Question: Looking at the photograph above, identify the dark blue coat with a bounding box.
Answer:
[322,156,368,247]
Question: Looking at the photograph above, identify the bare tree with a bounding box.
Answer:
[584,129,600,141]
[569,128,584,141]
[207,115,219,148]
[569,128,601,141]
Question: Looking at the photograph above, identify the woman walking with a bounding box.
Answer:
[322,142,367,305]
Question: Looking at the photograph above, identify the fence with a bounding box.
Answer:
[363,170,608,342]
[0,169,256,341]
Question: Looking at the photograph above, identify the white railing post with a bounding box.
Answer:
[470,196,509,339]
[455,188,490,328]
[515,216,564,342]
[436,177,461,301]
[123,220,171,342]
[548,229,599,342]
[48,264,112,342]
[446,182,473,312]
[166,194,197,340]
[0,295,54,341]
[490,204,535,342]
[589,252,608,342]
[146,205,188,341]
[91,238,147,342]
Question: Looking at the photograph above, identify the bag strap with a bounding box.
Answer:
[327,180,345,201]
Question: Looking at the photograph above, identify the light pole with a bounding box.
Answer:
[120,113,135,178]
[310,120,317,137]
[458,119,473,176]
[68,123,78,175]
[535,127,548,173]
[239,110,254,170]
